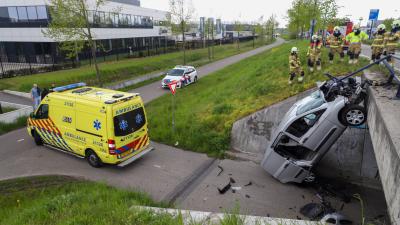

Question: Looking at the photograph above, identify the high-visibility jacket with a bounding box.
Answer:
[372,32,385,48]
[346,31,368,44]
[384,31,400,47]
[328,34,344,48]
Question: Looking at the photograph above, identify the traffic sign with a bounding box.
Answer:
[168,81,178,95]
[369,9,379,21]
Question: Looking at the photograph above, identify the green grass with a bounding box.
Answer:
[0,39,273,92]
[145,40,370,157]
[0,106,17,114]
[0,176,183,225]
[0,116,27,136]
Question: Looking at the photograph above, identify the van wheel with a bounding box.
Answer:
[86,150,103,168]
[340,105,367,126]
[33,131,43,146]
[194,76,198,83]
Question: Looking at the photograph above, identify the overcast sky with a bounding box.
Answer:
[141,0,400,27]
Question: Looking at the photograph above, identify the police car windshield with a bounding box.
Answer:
[296,91,325,115]
[114,107,146,137]
[167,69,185,76]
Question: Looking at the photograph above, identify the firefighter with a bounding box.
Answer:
[328,26,345,63]
[384,19,400,67]
[307,35,322,72]
[371,24,386,63]
[289,47,304,85]
[346,24,368,64]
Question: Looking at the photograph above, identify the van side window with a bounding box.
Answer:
[36,104,49,119]
[286,109,326,138]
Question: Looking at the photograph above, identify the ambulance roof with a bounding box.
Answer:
[51,85,139,105]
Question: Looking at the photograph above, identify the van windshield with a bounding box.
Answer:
[167,69,185,76]
[114,107,146,137]
[296,91,325,115]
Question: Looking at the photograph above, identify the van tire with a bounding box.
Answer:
[33,131,43,146]
[86,149,103,168]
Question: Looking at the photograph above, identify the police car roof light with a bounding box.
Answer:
[53,82,87,92]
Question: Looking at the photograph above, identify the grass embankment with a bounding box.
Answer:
[0,116,27,136]
[0,176,178,225]
[0,39,273,92]
[0,176,254,225]
[146,40,370,157]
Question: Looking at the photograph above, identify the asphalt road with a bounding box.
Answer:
[0,38,388,221]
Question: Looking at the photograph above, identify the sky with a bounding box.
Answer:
[141,0,400,27]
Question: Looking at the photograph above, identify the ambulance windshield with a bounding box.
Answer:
[114,107,146,136]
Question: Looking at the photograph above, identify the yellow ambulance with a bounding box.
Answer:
[27,83,153,167]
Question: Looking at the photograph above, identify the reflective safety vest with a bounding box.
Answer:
[384,31,400,47]
[346,31,368,44]
[328,35,344,48]
[372,33,385,48]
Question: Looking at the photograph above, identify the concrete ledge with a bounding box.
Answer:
[130,206,318,225]
[0,101,32,123]
[367,84,400,225]
[3,90,31,99]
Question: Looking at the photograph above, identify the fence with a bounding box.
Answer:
[0,36,252,79]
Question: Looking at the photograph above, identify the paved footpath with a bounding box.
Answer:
[0,39,387,222]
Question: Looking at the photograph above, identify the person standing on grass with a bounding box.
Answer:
[288,47,305,85]
[30,84,41,110]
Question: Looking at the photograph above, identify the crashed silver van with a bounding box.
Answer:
[261,75,368,183]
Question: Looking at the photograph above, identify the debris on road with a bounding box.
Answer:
[231,186,242,191]
[217,165,224,176]
[300,203,326,220]
[229,177,236,184]
[245,194,250,198]
[217,182,231,194]
[153,165,162,169]
[244,181,252,186]
[320,213,353,225]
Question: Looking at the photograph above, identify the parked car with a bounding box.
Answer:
[161,65,198,88]
[261,74,369,183]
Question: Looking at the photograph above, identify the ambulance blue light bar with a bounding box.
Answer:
[53,83,87,92]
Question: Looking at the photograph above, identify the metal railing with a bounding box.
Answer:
[339,54,400,99]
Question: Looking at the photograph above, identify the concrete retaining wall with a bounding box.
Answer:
[367,86,400,224]
[0,101,32,123]
[231,89,381,188]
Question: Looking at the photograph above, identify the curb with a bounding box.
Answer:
[130,206,319,225]
[0,101,32,123]
[105,71,165,90]
[3,90,31,99]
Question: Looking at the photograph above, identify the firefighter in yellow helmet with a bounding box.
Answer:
[307,34,323,72]
[346,24,368,64]
[328,26,345,63]
[288,47,305,85]
[371,24,386,63]
[383,19,400,67]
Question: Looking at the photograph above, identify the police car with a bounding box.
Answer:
[161,65,198,88]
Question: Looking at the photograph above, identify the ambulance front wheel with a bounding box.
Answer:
[86,149,103,168]
[33,131,43,146]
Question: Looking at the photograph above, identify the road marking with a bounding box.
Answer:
[17,139,24,142]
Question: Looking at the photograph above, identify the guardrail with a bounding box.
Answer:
[339,54,400,99]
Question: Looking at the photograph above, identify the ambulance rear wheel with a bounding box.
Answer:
[33,131,43,146]
[86,150,103,168]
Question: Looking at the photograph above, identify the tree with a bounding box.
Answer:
[383,18,395,31]
[169,0,195,65]
[43,0,104,86]
[234,21,244,50]
[319,0,339,40]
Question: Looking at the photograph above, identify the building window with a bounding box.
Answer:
[27,6,38,20]
[17,7,28,21]
[8,7,18,22]
[36,6,47,20]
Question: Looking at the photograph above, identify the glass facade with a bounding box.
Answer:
[0,5,156,29]
[0,5,48,26]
